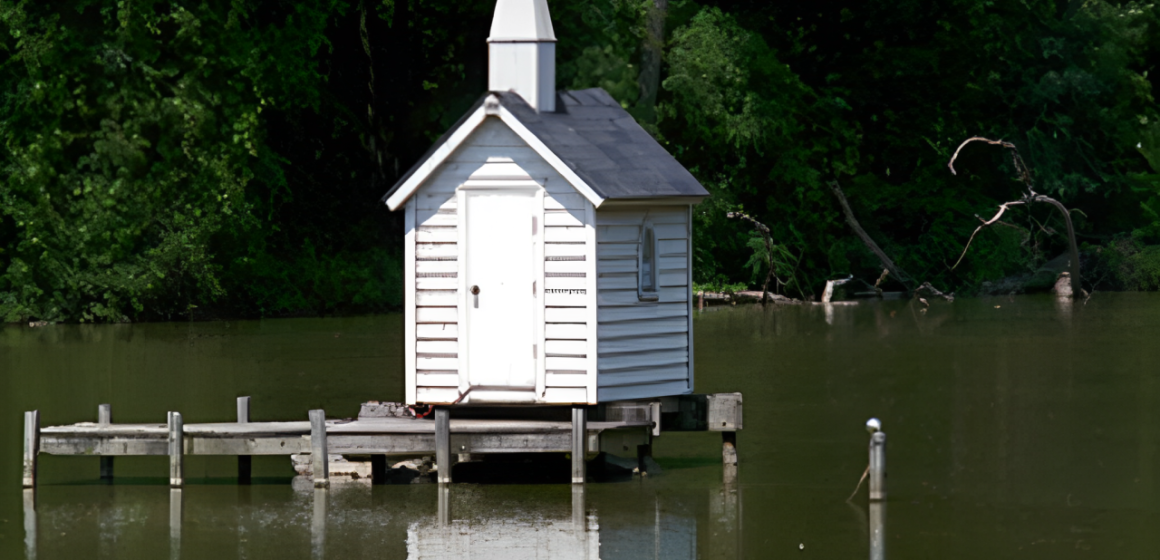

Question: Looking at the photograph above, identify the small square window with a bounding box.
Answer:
[639,224,659,300]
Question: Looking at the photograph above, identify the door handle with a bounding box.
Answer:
[471,285,480,295]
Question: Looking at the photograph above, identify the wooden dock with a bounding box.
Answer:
[21,393,742,488]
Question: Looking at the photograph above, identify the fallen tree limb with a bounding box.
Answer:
[947,137,1082,296]
[828,181,913,290]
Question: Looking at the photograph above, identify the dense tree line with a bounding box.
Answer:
[2,0,1159,322]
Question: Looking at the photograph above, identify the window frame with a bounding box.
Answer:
[637,222,659,301]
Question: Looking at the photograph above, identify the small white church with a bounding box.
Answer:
[383,0,709,406]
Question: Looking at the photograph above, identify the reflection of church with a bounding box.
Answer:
[405,486,731,560]
[21,481,745,559]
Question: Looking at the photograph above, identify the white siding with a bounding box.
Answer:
[595,206,693,402]
[409,118,594,403]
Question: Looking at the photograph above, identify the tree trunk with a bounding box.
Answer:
[1032,195,1083,296]
[637,0,667,122]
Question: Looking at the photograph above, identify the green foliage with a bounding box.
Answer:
[5,0,1160,323]
[657,6,861,294]
[657,0,1160,296]
[742,232,805,298]
[0,0,340,322]
[692,279,747,295]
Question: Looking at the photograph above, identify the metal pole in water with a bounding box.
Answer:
[867,418,886,501]
[23,410,39,489]
[236,397,251,485]
[435,408,452,484]
[168,412,184,488]
[869,501,886,560]
[309,410,329,488]
[571,407,587,484]
[98,404,114,481]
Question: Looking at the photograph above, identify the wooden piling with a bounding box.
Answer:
[311,487,327,559]
[637,441,653,475]
[23,410,39,488]
[722,431,738,485]
[23,489,37,560]
[370,455,387,485]
[309,410,329,488]
[435,408,451,484]
[437,483,451,527]
[169,488,182,560]
[571,484,586,530]
[571,407,586,484]
[236,397,251,485]
[869,431,886,501]
[98,404,113,481]
[168,412,184,488]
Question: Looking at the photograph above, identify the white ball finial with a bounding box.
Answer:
[865,418,881,434]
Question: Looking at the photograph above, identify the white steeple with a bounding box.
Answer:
[488,0,556,112]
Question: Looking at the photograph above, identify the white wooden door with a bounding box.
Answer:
[463,190,537,390]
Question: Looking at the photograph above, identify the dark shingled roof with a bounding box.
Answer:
[382,88,709,203]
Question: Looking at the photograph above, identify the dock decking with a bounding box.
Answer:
[22,393,742,487]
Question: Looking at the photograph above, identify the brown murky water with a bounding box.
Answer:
[2,293,1160,558]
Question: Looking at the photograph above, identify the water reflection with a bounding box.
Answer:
[23,481,738,559]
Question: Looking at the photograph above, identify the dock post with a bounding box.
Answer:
[869,427,887,501]
[371,455,387,485]
[169,488,183,560]
[722,432,738,484]
[311,487,327,559]
[237,397,251,485]
[571,484,586,530]
[435,408,451,484]
[437,484,451,527]
[98,404,114,481]
[22,410,39,488]
[571,407,586,484]
[309,410,329,488]
[168,412,184,488]
[23,489,37,560]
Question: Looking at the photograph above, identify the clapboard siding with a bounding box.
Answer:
[543,190,595,399]
[417,324,458,339]
[406,117,700,404]
[595,205,693,397]
[598,379,691,402]
[598,365,690,387]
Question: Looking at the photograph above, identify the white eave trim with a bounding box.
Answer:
[385,94,605,211]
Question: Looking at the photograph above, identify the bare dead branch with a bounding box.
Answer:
[951,201,1025,270]
[946,136,1082,296]
[828,181,913,290]
[915,281,954,302]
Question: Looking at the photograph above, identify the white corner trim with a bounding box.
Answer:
[497,105,606,209]
[384,103,491,211]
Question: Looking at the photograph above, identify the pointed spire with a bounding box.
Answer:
[488,0,556,43]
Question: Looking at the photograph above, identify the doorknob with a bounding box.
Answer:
[471,285,480,295]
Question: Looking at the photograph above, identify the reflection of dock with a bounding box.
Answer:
[20,482,744,559]
[22,393,742,488]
